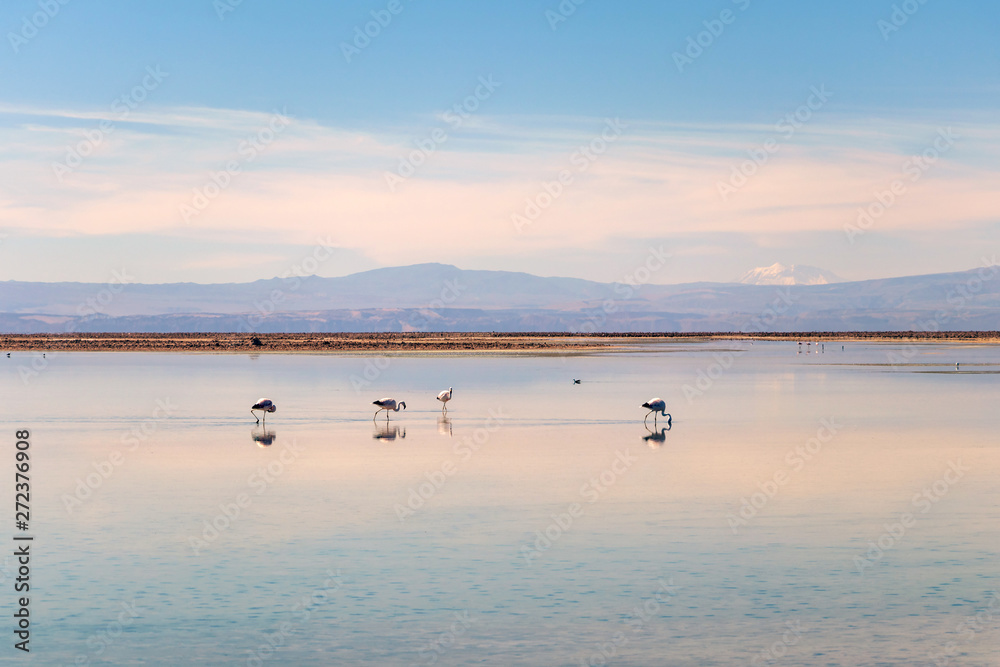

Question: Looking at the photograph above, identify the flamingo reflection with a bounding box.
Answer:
[643,424,671,448]
[373,423,406,441]
[252,428,277,447]
[438,414,452,436]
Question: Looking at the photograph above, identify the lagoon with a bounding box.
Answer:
[3,340,998,665]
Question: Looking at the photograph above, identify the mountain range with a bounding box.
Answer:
[1,263,998,333]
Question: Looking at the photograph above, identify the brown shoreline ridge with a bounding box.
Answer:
[0,331,998,353]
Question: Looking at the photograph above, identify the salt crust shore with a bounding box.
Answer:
[0,331,997,353]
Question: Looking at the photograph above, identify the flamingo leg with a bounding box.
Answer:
[373,409,382,422]
[252,410,259,424]
[644,410,652,426]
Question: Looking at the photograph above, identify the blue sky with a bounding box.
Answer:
[1,0,998,284]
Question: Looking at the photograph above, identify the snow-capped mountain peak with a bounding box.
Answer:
[738,263,841,286]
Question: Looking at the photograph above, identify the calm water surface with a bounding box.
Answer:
[2,341,998,665]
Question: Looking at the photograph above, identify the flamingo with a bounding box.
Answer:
[373,398,406,421]
[641,398,671,427]
[436,387,453,411]
[251,398,276,424]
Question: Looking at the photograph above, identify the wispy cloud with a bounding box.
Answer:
[0,104,997,281]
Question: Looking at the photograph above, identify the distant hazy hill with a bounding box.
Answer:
[739,263,842,286]
[1,263,998,333]
[0,264,612,316]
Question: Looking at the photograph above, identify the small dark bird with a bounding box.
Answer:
[573,379,581,384]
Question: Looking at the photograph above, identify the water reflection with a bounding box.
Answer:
[251,428,277,447]
[8,343,1000,665]
[642,424,671,448]
[373,424,406,441]
[437,414,452,437]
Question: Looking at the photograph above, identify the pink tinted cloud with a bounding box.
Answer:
[1,107,997,268]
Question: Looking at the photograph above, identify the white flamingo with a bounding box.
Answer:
[251,398,276,424]
[641,398,671,427]
[436,387,453,411]
[373,397,406,421]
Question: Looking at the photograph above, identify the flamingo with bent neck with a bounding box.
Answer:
[373,397,406,421]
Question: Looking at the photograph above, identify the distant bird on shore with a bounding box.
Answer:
[437,387,453,411]
[641,398,671,427]
[373,398,406,421]
[251,398,276,424]
[573,379,581,384]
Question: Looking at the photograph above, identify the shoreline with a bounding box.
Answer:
[0,331,998,353]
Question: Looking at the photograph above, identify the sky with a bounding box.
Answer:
[0,0,998,285]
